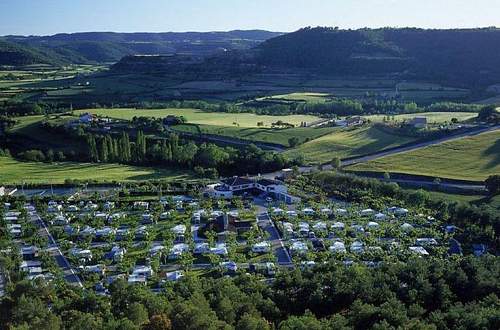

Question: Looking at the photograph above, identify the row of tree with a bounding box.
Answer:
[85,131,294,176]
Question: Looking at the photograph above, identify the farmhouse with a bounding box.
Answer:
[206,176,300,203]
[78,113,97,124]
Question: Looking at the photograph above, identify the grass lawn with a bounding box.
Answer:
[364,112,477,124]
[285,126,416,164]
[0,156,193,184]
[349,130,500,181]
[75,108,321,128]
[173,124,337,147]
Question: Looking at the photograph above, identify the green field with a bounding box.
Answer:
[173,124,337,147]
[75,108,321,128]
[364,112,477,124]
[349,130,500,181]
[263,92,332,102]
[285,126,416,164]
[0,65,105,101]
[0,156,192,184]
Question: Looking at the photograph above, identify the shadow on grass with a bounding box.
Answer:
[481,138,500,170]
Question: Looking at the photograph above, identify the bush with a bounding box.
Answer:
[18,149,46,162]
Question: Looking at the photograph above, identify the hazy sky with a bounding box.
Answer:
[1,0,500,35]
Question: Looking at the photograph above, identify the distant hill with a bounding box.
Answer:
[110,27,500,87]
[255,27,500,86]
[0,39,68,66]
[0,30,282,65]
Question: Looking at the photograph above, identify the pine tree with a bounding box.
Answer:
[106,135,114,162]
[100,138,109,163]
[112,138,119,162]
[135,130,146,163]
[86,135,99,162]
[119,132,131,163]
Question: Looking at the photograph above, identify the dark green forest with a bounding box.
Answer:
[256,27,500,86]
[0,255,498,329]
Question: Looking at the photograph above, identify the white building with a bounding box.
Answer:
[206,176,299,204]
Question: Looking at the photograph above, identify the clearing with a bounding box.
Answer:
[0,156,192,184]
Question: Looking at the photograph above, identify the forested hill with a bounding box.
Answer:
[0,39,69,66]
[0,30,282,65]
[255,27,500,85]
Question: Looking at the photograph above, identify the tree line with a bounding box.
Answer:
[85,131,294,177]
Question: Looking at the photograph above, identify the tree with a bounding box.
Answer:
[145,314,172,330]
[18,149,46,162]
[127,302,149,326]
[55,151,66,162]
[477,105,500,123]
[288,137,300,147]
[331,156,341,169]
[134,130,147,163]
[485,175,500,195]
[119,132,131,162]
[99,138,109,163]
[86,135,99,162]
[46,149,54,163]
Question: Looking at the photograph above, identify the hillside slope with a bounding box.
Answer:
[0,39,67,66]
[255,27,500,85]
[1,30,282,65]
[348,130,500,181]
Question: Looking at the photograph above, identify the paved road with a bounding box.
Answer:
[257,212,293,266]
[29,208,83,287]
[253,197,293,266]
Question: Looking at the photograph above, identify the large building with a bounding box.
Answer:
[206,176,299,204]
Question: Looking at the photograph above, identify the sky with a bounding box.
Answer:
[1,0,500,36]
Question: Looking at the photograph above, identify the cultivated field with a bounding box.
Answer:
[285,126,416,164]
[348,130,500,181]
[173,124,337,147]
[364,112,477,124]
[76,108,321,128]
[0,156,192,184]
[0,65,105,101]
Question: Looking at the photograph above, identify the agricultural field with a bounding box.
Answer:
[349,130,500,181]
[285,126,416,164]
[364,112,477,124]
[249,80,470,105]
[263,92,332,102]
[0,65,105,101]
[173,124,337,147]
[0,156,192,184]
[75,108,321,128]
